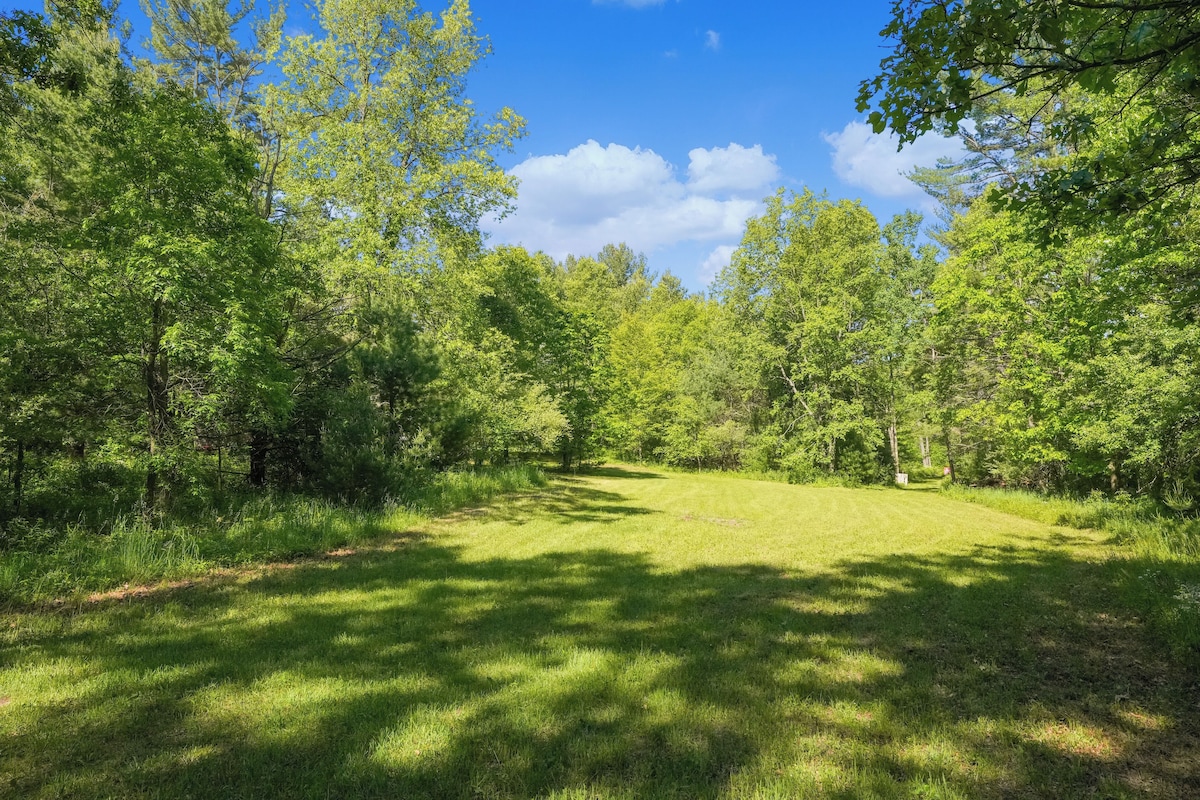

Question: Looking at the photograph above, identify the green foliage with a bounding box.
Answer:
[926,178,1200,494]
[718,190,894,481]
[0,1,550,547]
[418,246,572,464]
[5,455,143,533]
[267,0,524,282]
[0,9,57,113]
[305,384,408,502]
[0,7,291,514]
[140,0,283,121]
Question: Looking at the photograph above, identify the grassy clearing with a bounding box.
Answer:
[0,465,546,606]
[2,465,1199,798]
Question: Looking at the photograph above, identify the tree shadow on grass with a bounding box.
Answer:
[474,482,658,527]
[3,496,1200,798]
[577,465,667,481]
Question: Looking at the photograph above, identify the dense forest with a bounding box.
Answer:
[3,0,1200,539]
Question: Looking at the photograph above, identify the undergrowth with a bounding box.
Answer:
[943,483,1200,660]
[0,464,546,607]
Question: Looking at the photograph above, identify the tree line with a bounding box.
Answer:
[3,0,1199,535]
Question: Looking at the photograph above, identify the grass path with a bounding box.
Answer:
[2,466,1198,798]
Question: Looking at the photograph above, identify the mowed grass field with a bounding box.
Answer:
[3,467,1198,799]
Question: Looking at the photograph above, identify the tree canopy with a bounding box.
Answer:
[859,1,1200,225]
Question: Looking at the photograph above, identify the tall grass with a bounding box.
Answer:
[943,483,1200,657]
[410,462,546,514]
[0,465,546,607]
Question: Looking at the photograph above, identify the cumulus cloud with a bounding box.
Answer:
[687,143,780,194]
[699,244,737,285]
[488,140,778,261]
[824,120,964,198]
[705,30,721,50]
[505,141,675,227]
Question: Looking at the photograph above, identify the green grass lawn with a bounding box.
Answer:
[2,466,1198,798]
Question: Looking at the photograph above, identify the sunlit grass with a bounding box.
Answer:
[2,465,1198,798]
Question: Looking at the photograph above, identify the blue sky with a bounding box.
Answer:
[16,0,962,290]
[461,0,962,289]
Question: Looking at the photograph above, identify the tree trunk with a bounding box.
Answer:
[249,431,270,487]
[261,135,281,219]
[943,425,956,483]
[888,423,900,474]
[887,364,900,474]
[920,436,932,468]
[1108,459,1121,493]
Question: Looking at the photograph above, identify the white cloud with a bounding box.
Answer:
[505,141,675,226]
[489,140,778,260]
[705,30,721,51]
[699,244,737,285]
[824,120,964,198]
[687,143,779,194]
